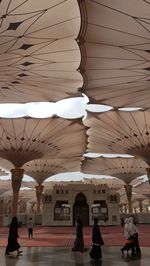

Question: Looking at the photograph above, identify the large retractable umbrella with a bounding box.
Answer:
[0,117,86,215]
[0,0,82,102]
[79,0,150,108]
[82,156,147,212]
[24,157,83,212]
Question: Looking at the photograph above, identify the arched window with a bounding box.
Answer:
[54,200,70,221]
[110,195,114,201]
[113,195,117,202]
[73,193,89,226]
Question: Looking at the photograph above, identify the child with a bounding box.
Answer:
[27,217,34,238]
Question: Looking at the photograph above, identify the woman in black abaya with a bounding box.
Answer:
[5,216,21,256]
[90,217,104,260]
[72,217,84,252]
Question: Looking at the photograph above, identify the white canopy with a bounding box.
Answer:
[24,157,83,184]
[79,0,150,108]
[82,157,147,184]
[0,0,82,102]
[84,110,150,165]
[0,117,86,167]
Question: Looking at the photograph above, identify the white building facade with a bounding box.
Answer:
[42,183,120,226]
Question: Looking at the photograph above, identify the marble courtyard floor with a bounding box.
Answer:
[0,246,150,266]
[0,225,149,247]
[0,225,149,266]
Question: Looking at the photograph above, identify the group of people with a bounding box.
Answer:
[5,215,141,260]
[5,216,34,257]
[72,217,104,260]
[5,216,104,261]
[121,217,141,256]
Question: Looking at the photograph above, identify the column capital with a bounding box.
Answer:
[35,184,44,196]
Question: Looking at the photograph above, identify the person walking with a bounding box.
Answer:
[120,218,133,255]
[128,217,141,256]
[5,216,22,257]
[72,216,84,252]
[121,217,124,227]
[89,217,104,260]
[27,217,34,239]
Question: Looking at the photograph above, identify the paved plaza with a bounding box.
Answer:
[0,225,149,266]
[0,246,150,266]
[0,225,149,247]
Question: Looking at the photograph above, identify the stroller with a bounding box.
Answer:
[121,238,134,255]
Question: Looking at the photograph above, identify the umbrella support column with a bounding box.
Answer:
[35,184,44,213]
[11,168,24,217]
[124,184,132,213]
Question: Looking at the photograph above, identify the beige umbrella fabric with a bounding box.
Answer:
[24,157,83,184]
[0,117,86,167]
[0,0,82,102]
[134,181,150,198]
[24,157,83,212]
[120,190,147,204]
[79,0,150,108]
[84,110,150,165]
[82,157,147,184]
[0,116,86,215]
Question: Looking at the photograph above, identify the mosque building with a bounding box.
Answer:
[0,178,150,226]
[42,183,120,226]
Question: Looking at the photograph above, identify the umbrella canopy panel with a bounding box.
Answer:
[84,110,150,165]
[0,0,82,102]
[79,0,150,108]
[0,117,87,167]
[120,190,147,204]
[134,181,150,198]
[82,157,147,184]
[24,157,83,184]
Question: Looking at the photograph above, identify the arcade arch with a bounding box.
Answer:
[73,193,89,226]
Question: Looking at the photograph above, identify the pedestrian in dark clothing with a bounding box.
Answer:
[5,216,22,257]
[72,217,84,252]
[28,217,34,238]
[89,217,104,260]
[121,217,124,227]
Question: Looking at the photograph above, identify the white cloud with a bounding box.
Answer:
[86,104,112,112]
[0,104,27,118]
[0,95,88,119]
[84,153,134,158]
[26,102,56,118]
[45,172,115,182]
